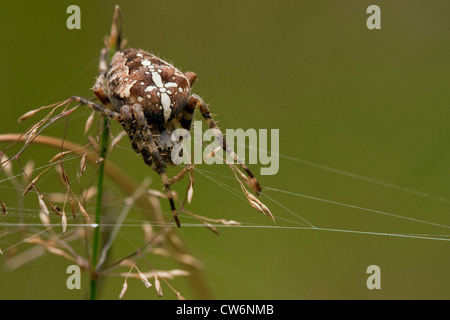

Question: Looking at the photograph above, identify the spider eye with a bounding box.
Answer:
[106,49,191,124]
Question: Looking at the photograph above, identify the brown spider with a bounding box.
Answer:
[72,7,262,227]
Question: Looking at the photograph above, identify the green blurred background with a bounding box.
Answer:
[1,0,449,299]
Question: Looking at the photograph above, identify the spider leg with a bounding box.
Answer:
[170,97,201,202]
[70,96,122,121]
[160,171,181,227]
[184,72,197,87]
[119,105,140,155]
[126,104,181,227]
[168,164,195,185]
[180,94,196,132]
[93,6,124,113]
[186,94,262,195]
[92,48,118,113]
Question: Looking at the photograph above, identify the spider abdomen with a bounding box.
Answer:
[106,49,191,124]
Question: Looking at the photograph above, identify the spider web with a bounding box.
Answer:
[1,115,450,301]
[192,159,450,242]
[1,123,450,255]
[2,147,449,246]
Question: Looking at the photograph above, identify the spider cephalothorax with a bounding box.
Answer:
[72,10,264,227]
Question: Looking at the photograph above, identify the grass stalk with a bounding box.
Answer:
[89,116,109,300]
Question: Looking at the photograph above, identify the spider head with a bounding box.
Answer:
[105,49,191,125]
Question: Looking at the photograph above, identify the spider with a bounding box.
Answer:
[71,8,262,227]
